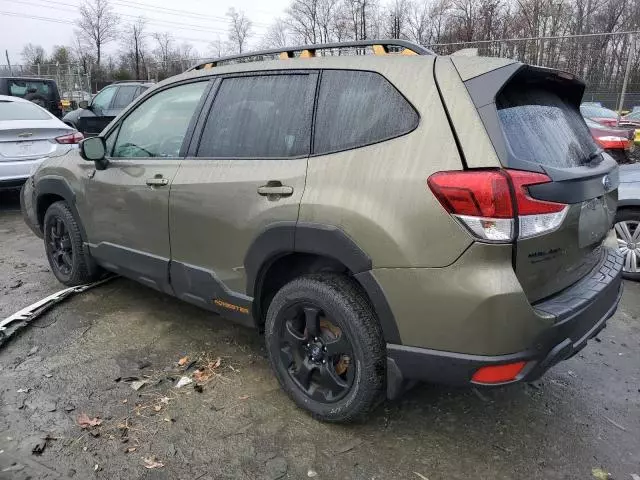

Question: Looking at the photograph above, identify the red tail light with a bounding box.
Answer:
[595,135,631,150]
[55,131,84,144]
[428,169,568,242]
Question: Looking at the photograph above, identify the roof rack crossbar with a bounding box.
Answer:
[111,79,155,84]
[188,39,433,71]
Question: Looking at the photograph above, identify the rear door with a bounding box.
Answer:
[79,80,210,292]
[468,65,618,302]
[78,85,118,136]
[168,72,317,320]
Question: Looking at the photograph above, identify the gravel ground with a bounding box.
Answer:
[0,189,639,480]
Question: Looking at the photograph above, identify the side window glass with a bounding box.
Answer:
[197,74,315,158]
[112,82,207,159]
[91,87,117,111]
[313,70,419,154]
[104,124,120,156]
[111,86,138,109]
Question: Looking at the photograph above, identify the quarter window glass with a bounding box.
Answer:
[111,86,138,109]
[197,74,315,158]
[112,82,207,158]
[91,87,117,111]
[313,70,418,154]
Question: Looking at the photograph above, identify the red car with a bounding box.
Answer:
[581,104,640,129]
[585,118,635,163]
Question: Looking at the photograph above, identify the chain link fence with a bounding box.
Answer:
[427,31,639,111]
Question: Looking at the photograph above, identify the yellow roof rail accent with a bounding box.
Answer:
[372,44,388,55]
[300,49,316,58]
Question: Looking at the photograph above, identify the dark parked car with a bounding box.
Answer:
[615,164,640,279]
[0,77,63,118]
[62,80,152,136]
[585,118,635,163]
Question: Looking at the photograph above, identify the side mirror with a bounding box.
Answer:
[79,100,89,109]
[79,137,109,170]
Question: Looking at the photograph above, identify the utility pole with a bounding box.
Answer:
[617,33,635,123]
[5,50,12,75]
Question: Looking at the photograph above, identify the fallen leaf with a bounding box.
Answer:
[94,464,100,472]
[592,467,611,480]
[17,388,29,393]
[193,369,210,382]
[125,447,136,453]
[238,395,249,400]
[153,405,162,412]
[143,457,165,469]
[160,397,170,404]
[212,357,221,368]
[178,356,189,366]
[122,399,128,404]
[307,469,318,477]
[413,473,429,480]
[77,413,102,428]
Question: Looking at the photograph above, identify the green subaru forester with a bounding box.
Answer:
[22,40,623,422]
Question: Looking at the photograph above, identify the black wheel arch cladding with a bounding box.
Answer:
[36,176,87,242]
[244,222,402,344]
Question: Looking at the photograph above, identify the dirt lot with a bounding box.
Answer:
[1,189,639,480]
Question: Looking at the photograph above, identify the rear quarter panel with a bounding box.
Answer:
[299,57,473,268]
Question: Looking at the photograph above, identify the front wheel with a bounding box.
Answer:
[44,201,101,286]
[265,273,386,423]
[614,208,640,280]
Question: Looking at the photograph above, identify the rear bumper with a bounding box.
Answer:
[0,159,45,186]
[386,246,624,396]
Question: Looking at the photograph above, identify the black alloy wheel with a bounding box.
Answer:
[278,303,355,403]
[46,215,74,276]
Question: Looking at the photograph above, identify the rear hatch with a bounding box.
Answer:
[447,62,618,303]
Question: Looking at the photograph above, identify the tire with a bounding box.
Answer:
[614,208,640,281]
[43,201,101,286]
[265,273,386,423]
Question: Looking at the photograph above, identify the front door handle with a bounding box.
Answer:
[146,176,168,187]
[257,181,294,198]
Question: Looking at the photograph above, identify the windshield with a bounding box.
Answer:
[0,100,51,120]
[497,86,599,168]
[580,105,617,118]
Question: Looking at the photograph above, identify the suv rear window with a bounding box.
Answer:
[112,85,138,109]
[313,70,418,155]
[8,79,51,98]
[497,86,599,168]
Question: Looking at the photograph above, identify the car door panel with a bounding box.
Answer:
[81,80,210,292]
[168,72,317,322]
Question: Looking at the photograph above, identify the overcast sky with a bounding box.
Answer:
[0,0,290,65]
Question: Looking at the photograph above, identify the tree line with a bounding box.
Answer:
[18,0,640,93]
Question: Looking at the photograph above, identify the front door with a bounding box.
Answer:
[79,80,210,292]
[169,72,318,323]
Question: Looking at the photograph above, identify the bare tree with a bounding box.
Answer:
[77,0,119,66]
[262,18,291,48]
[153,32,174,67]
[122,18,147,79]
[21,43,46,65]
[227,8,253,54]
[209,35,229,58]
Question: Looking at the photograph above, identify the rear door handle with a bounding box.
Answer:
[146,177,169,187]
[257,183,294,197]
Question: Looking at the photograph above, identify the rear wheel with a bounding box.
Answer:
[44,201,101,286]
[614,208,640,280]
[265,273,386,422]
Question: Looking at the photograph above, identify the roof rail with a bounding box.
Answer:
[188,39,433,72]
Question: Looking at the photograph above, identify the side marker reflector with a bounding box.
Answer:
[471,361,527,384]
